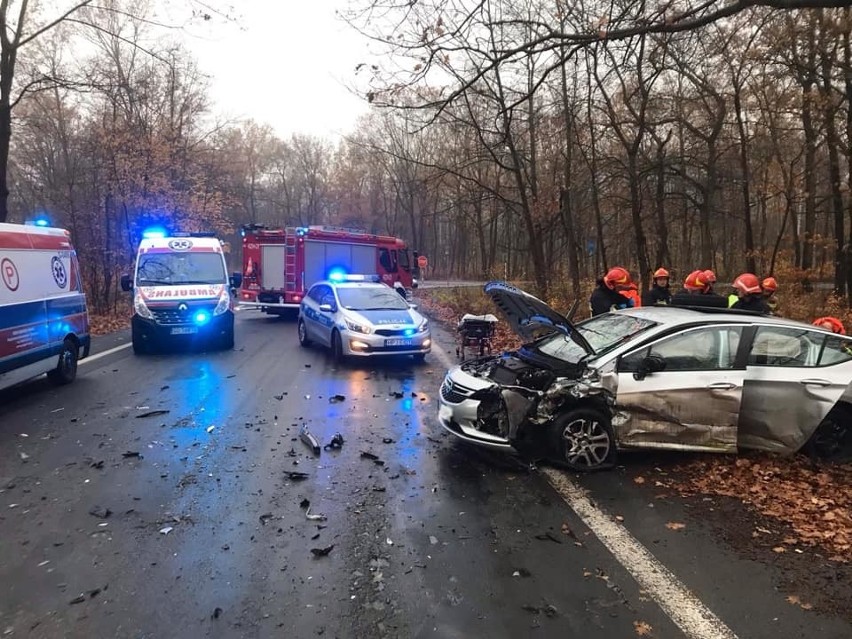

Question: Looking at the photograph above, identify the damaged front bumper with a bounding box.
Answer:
[437,369,517,452]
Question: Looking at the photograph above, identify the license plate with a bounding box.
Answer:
[385,338,414,347]
[170,327,198,335]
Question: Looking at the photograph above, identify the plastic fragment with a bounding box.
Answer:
[311,545,334,557]
[136,410,170,419]
[159,526,174,535]
[323,433,345,451]
[300,425,321,456]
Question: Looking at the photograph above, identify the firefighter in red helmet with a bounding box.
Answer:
[671,270,728,308]
[590,266,635,316]
[642,267,672,306]
[731,273,769,313]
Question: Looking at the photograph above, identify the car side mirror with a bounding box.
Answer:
[230,272,243,289]
[634,354,666,381]
[120,274,132,292]
[319,303,335,313]
[408,302,418,310]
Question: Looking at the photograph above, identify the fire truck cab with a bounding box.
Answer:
[239,225,417,315]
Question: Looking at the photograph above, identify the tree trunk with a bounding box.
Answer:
[0,43,17,223]
[733,81,756,274]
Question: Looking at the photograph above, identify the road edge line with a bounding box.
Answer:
[542,468,738,639]
[80,342,132,365]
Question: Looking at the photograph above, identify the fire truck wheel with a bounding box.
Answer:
[331,330,345,363]
[48,338,78,385]
[298,320,312,347]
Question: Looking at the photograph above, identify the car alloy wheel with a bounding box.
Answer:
[550,408,615,471]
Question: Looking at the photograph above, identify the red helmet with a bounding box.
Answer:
[683,270,703,291]
[653,267,670,279]
[762,276,778,293]
[604,266,632,290]
[813,316,846,335]
[732,273,762,295]
[701,270,717,285]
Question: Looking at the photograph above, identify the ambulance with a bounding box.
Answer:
[0,222,90,392]
[121,231,239,354]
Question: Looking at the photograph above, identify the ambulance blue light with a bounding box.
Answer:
[194,311,210,325]
[328,268,347,282]
[142,226,167,239]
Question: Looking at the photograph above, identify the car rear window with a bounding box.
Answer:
[818,335,852,366]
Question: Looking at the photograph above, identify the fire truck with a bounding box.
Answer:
[238,225,418,314]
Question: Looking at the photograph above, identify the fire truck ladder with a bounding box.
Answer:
[285,233,298,293]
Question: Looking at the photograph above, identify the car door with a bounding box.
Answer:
[738,325,852,454]
[302,284,325,342]
[614,324,748,452]
[314,285,338,346]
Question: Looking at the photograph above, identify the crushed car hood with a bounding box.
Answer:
[484,281,593,355]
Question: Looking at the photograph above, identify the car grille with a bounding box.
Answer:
[151,304,216,325]
[375,328,412,337]
[440,378,475,404]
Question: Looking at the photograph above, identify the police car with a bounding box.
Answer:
[297,273,431,362]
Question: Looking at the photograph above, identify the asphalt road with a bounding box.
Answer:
[1,310,850,638]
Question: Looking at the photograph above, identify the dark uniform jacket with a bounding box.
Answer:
[590,282,633,316]
[642,285,671,306]
[670,291,729,309]
[732,294,770,314]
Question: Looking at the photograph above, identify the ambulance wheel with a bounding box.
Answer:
[331,330,345,363]
[132,331,148,355]
[220,329,234,350]
[298,320,311,347]
[48,338,78,385]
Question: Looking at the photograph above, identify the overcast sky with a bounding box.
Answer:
[182,0,372,140]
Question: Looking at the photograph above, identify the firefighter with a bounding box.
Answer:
[671,270,728,308]
[813,316,846,335]
[590,266,635,316]
[642,267,671,306]
[730,273,770,313]
[762,276,779,315]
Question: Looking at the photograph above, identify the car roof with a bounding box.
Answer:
[617,306,829,332]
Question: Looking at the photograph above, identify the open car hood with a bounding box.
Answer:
[484,281,594,355]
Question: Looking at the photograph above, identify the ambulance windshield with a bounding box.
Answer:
[136,252,226,286]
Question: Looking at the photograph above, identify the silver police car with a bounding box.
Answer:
[297,275,431,361]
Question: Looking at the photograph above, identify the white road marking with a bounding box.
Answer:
[427,321,737,639]
[80,342,132,365]
[543,469,738,639]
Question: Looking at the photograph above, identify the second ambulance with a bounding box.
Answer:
[122,231,239,353]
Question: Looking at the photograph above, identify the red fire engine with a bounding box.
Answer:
[239,225,418,314]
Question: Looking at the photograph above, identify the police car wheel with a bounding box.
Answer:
[331,330,345,363]
[48,338,78,385]
[298,320,311,347]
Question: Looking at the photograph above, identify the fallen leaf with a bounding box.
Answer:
[634,620,653,636]
[615,515,625,523]
[634,476,646,485]
[665,522,686,531]
[772,546,787,553]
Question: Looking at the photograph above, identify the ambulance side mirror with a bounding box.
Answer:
[120,274,132,292]
[230,272,243,289]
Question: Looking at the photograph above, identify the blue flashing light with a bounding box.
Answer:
[403,328,416,337]
[194,311,210,325]
[328,268,347,283]
[296,227,309,237]
[34,217,50,227]
[142,226,167,239]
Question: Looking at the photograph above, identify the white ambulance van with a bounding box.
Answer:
[0,222,90,392]
[121,232,239,354]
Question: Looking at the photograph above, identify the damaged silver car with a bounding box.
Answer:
[437,282,852,470]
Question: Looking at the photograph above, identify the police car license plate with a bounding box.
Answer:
[385,338,413,347]
[171,327,198,335]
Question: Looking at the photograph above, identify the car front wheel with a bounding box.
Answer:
[549,408,616,471]
[298,319,311,347]
[806,405,852,463]
[331,330,345,363]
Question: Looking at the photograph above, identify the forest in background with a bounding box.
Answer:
[3,0,852,314]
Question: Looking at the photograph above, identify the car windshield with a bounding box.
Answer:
[534,313,656,363]
[136,253,226,286]
[336,286,409,311]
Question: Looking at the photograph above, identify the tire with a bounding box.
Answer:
[548,407,616,471]
[132,329,147,355]
[220,329,235,351]
[413,353,426,363]
[806,406,852,463]
[298,319,312,347]
[331,330,345,363]
[47,338,78,385]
